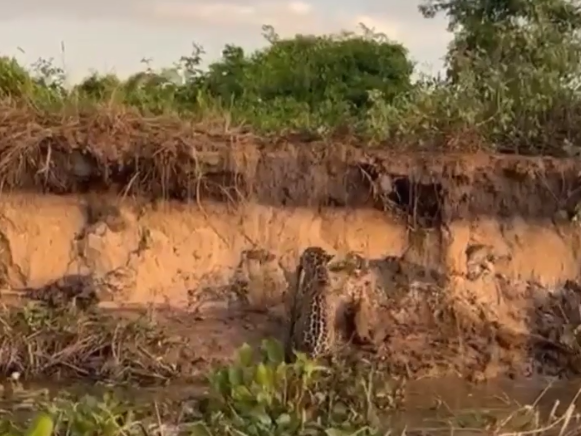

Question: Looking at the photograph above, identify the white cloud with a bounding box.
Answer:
[287,1,312,15]
[148,1,318,28]
[142,0,340,38]
[150,2,258,26]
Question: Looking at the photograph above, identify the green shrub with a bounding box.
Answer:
[2,0,581,153]
[193,339,398,436]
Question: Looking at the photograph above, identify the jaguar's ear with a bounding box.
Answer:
[324,253,335,263]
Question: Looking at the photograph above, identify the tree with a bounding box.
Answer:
[74,73,121,100]
[419,0,581,151]
[200,25,414,113]
[203,44,250,101]
[420,0,581,84]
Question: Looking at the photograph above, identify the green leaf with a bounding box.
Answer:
[228,366,244,387]
[237,343,254,367]
[247,406,272,426]
[231,385,254,403]
[275,413,292,427]
[261,338,284,364]
[209,368,231,397]
[275,362,288,381]
[24,413,54,436]
[254,362,273,389]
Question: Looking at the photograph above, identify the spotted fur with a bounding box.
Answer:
[285,248,387,360]
[286,246,336,359]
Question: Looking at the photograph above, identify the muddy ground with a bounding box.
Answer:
[4,251,581,385]
[157,267,581,382]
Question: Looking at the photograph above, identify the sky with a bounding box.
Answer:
[0,0,453,85]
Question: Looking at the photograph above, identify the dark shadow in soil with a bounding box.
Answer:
[9,142,581,225]
[363,270,581,382]
[528,279,581,378]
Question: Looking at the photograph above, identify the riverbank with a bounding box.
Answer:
[2,339,580,436]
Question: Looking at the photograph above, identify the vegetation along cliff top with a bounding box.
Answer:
[1,0,581,197]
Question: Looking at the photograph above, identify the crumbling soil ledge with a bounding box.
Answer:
[1,109,581,224]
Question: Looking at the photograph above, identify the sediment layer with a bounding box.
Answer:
[1,104,580,224]
[1,192,580,308]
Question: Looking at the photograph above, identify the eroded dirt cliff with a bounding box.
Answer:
[3,149,581,381]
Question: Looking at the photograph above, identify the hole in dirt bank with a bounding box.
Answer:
[352,164,443,227]
[32,146,105,195]
[388,176,443,227]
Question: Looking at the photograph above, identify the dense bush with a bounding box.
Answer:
[0,0,581,154]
